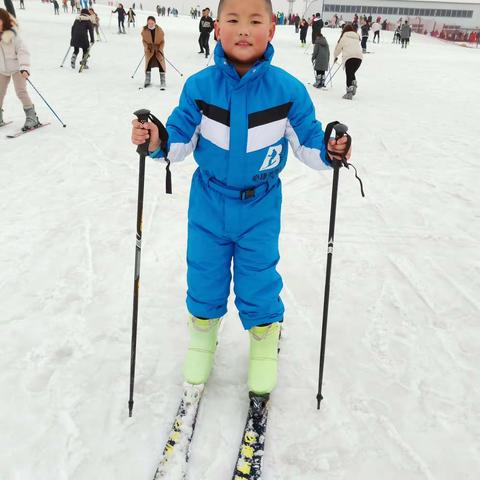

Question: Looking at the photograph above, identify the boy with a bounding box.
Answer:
[131,0,351,396]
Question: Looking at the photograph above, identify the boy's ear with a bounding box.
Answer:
[214,20,220,40]
[268,21,276,42]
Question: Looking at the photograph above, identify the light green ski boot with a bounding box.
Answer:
[248,322,281,395]
[182,316,221,385]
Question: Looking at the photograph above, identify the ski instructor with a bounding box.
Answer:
[0,8,41,130]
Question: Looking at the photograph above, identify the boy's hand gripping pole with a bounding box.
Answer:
[316,122,364,411]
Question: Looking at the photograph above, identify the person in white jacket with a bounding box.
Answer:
[371,21,381,43]
[0,9,40,130]
[333,24,363,100]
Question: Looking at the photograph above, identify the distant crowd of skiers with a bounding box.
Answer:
[156,5,179,17]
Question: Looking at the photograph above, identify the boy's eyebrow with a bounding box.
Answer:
[224,12,265,17]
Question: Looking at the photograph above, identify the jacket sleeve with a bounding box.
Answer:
[285,82,330,170]
[88,21,94,42]
[333,38,342,59]
[15,34,31,72]
[149,78,202,162]
[311,43,318,62]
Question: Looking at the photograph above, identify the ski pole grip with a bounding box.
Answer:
[333,123,348,139]
[333,123,351,165]
[134,108,151,156]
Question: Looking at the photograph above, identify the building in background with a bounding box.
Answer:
[303,0,480,32]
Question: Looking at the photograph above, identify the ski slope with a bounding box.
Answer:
[1,3,479,479]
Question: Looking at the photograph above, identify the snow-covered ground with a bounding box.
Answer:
[1,2,479,479]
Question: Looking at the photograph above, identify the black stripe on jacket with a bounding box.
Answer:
[248,102,293,129]
[195,100,230,127]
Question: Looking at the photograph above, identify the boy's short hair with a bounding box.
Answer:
[217,0,273,17]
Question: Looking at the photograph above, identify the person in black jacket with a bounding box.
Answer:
[70,9,94,69]
[311,12,323,44]
[360,20,369,53]
[112,3,127,34]
[299,18,308,46]
[198,7,214,58]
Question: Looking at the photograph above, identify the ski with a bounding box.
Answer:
[79,48,91,73]
[232,393,270,480]
[6,122,51,138]
[0,121,13,128]
[152,383,205,479]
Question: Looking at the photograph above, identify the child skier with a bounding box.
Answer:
[311,33,330,88]
[131,0,351,396]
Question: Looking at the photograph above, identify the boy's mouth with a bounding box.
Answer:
[235,41,252,47]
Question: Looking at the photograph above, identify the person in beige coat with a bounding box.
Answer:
[333,24,363,100]
[0,8,40,130]
[141,16,166,89]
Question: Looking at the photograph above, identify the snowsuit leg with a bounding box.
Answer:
[186,170,284,330]
[186,171,234,320]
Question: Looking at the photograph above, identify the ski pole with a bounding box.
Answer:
[323,62,334,86]
[206,52,213,66]
[327,62,342,88]
[159,51,184,77]
[131,54,145,78]
[99,26,108,42]
[316,122,351,410]
[59,46,71,68]
[27,79,67,128]
[128,108,151,417]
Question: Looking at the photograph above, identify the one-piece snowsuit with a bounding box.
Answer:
[149,43,330,329]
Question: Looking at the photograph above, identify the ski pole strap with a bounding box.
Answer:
[324,121,365,197]
[148,113,172,194]
[133,108,172,194]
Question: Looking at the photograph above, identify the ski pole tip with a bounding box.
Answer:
[316,393,323,410]
[128,400,134,417]
[63,124,67,128]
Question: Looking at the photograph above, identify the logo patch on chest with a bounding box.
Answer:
[259,145,282,171]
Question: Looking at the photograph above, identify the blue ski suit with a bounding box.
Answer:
[150,42,331,330]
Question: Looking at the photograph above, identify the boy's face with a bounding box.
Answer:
[215,0,275,67]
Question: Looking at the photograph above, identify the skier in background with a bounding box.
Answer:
[197,7,214,58]
[371,19,380,43]
[334,23,363,99]
[88,7,100,41]
[112,3,127,34]
[401,20,411,48]
[360,18,369,53]
[311,12,323,44]
[393,25,401,43]
[299,17,308,46]
[53,0,60,15]
[141,15,166,89]
[311,32,329,88]
[127,7,136,28]
[130,0,352,396]
[70,8,94,69]
[0,8,41,130]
